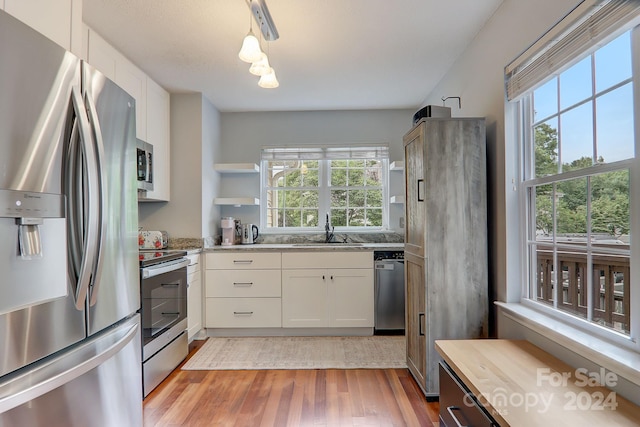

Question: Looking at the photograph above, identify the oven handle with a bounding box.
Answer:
[141,258,190,279]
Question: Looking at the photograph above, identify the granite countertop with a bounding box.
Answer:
[205,242,404,252]
[173,232,404,252]
[167,237,204,252]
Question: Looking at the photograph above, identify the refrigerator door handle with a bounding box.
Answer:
[65,118,82,280]
[83,91,106,307]
[69,87,100,310]
[0,320,138,414]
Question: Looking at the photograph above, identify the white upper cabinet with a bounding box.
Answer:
[115,60,147,141]
[86,28,171,201]
[143,78,170,201]
[86,29,147,140]
[3,0,82,54]
[85,29,116,80]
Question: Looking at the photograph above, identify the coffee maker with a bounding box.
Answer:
[220,217,236,246]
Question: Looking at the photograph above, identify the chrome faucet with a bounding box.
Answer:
[325,213,335,243]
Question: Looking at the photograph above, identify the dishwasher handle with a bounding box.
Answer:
[375,260,403,270]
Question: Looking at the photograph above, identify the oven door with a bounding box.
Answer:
[140,266,187,354]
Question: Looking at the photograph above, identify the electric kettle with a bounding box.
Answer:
[241,224,259,244]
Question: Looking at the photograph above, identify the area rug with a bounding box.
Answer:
[181,336,406,370]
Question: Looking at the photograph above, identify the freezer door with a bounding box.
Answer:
[0,10,79,194]
[0,10,85,378]
[82,63,140,336]
[0,315,142,426]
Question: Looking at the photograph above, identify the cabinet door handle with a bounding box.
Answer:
[418,313,425,336]
[446,406,469,427]
[233,282,254,286]
[330,275,334,281]
[417,179,424,202]
[322,275,325,280]
[233,311,254,316]
[233,260,253,264]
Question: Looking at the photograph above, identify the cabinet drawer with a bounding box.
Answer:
[188,270,200,285]
[186,254,201,273]
[439,363,497,427]
[206,298,281,328]
[282,251,373,269]
[206,252,281,270]
[205,270,281,297]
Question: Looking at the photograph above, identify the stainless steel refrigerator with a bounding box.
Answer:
[0,10,142,426]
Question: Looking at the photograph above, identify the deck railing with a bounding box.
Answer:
[536,246,630,333]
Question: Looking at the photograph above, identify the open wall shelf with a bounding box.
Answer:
[214,163,260,173]
[214,197,260,206]
[390,161,404,171]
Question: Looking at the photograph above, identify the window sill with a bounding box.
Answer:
[496,301,640,387]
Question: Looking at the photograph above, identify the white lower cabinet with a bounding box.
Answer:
[204,250,374,332]
[186,253,202,340]
[282,267,373,328]
[282,251,374,328]
[282,269,327,327]
[205,252,282,328]
[205,298,281,328]
[329,268,374,327]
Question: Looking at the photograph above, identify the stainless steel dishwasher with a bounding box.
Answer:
[374,250,405,334]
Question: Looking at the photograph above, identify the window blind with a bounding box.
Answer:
[505,0,640,101]
[261,145,389,160]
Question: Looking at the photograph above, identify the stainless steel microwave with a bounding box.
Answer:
[136,139,153,192]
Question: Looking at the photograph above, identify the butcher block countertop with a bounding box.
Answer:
[435,339,640,427]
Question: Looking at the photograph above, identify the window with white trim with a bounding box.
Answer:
[506,0,640,340]
[261,146,388,231]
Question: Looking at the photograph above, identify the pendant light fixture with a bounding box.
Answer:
[239,0,280,88]
[238,11,262,63]
[258,67,279,88]
[249,52,270,76]
[238,30,262,63]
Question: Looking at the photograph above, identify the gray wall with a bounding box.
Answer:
[420,0,640,403]
[139,93,221,239]
[218,109,414,232]
[201,96,221,238]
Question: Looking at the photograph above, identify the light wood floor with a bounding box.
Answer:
[143,339,440,427]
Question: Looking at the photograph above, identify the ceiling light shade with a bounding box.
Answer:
[258,67,279,88]
[238,31,262,63]
[249,52,270,76]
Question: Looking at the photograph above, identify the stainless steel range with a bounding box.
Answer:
[139,250,189,397]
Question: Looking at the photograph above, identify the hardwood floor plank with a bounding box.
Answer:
[383,369,422,426]
[143,339,440,427]
[313,369,328,425]
[284,370,311,426]
[233,370,270,426]
[258,370,289,427]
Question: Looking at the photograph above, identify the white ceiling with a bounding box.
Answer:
[82,0,503,112]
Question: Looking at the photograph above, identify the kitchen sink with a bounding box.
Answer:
[292,242,363,247]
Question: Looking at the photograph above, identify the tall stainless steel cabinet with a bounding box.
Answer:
[403,117,488,397]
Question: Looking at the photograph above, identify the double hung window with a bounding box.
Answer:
[261,146,388,231]
[506,0,640,340]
